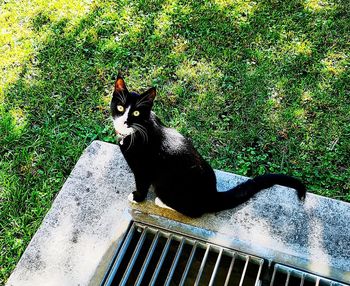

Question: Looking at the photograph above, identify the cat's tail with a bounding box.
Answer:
[207,174,306,213]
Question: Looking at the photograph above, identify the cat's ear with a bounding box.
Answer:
[114,74,128,93]
[140,87,156,103]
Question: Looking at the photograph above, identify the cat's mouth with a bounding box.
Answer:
[115,128,135,138]
[115,130,127,137]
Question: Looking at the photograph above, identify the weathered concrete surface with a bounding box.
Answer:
[6,141,136,286]
[6,140,350,285]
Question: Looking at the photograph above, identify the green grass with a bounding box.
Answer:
[1,0,349,282]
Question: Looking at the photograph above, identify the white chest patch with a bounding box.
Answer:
[162,128,185,154]
[112,107,135,136]
[155,197,175,211]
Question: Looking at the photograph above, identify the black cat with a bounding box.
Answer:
[111,75,306,217]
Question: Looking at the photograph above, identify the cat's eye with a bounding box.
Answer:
[117,105,124,112]
[133,110,140,117]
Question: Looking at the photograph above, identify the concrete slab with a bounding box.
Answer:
[6,141,350,285]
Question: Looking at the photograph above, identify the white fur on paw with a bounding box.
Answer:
[155,197,174,211]
[128,193,138,204]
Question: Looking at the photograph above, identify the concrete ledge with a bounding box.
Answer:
[6,141,350,285]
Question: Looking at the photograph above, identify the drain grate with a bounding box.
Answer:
[101,222,348,286]
[270,264,346,286]
[102,222,264,286]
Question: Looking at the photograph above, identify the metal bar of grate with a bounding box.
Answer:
[208,248,223,286]
[239,255,250,286]
[300,273,305,286]
[285,270,291,286]
[224,253,236,286]
[255,259,264,286]
[194,244,211,285]
[134,231,160,286]
[270,265,277,286]
[103,223,136,285]
[119,226,148,285]
[179,241,198,285]
[165,238,185,285]
[149,233,173,285]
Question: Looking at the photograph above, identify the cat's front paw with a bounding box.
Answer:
[128,191,145,203]
[128,193,138,203]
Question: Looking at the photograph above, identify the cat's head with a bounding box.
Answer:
[110,75,156,137]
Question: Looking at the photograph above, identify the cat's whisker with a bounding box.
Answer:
[133,124,148,143]
[139,128,148,143]
[136,125,148,141]
[141,129,149,143]
[126,132,135,151]
[134,126,144,141]
[133,126,146,143]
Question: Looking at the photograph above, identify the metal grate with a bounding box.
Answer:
[101,221,349,286]
[102,222,264,286]
[270,264,347,286]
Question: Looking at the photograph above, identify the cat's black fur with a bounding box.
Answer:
[111,75,306,217]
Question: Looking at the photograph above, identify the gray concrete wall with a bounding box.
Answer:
[6,141,350,285]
